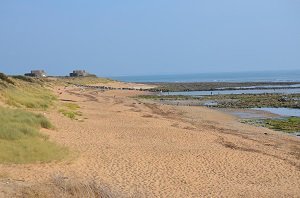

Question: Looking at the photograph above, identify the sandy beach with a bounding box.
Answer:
[1,82,300,197]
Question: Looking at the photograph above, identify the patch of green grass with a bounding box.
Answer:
[264,117,300,133]
[59,103,82,120]
[0,107,68,163]
[59,109,82,119]
[63,103,80,110]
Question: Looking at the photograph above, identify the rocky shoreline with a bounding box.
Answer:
[145,82,300,92]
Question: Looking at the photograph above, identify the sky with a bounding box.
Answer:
[0,0,299,77]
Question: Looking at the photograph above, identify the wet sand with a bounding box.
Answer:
[1,83,300,197]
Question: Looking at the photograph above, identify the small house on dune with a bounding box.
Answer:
[69,70,96,77]
[70,70,88,77]
[25,70,47,77]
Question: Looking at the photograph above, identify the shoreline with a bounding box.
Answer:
[144,81,300,92]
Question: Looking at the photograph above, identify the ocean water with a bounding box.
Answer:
[111,70,300,83]
[161,88,300,96]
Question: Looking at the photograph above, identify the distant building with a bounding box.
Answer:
[70,70,88,77]
[25,70,47,77]
[69,70,96,77]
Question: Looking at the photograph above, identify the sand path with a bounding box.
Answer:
[1,85,299,197]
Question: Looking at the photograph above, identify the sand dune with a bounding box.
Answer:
[1,84,299,197]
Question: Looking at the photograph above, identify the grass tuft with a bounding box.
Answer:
[59,103,82,120]
[59,109,82,119]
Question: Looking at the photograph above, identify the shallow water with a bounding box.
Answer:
[162,88,300,96]
[218,108,277,119]
[111,70,300,82]
[252,108,300,117]
[216,84,300,90]
[228,111,267,119]
[203,101,218,106]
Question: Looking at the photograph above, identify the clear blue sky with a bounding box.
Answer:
[0,0,299,76]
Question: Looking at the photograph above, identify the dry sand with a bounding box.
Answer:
[0,83,300,197]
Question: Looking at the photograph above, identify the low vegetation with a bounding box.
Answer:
[0,107,68,163]
[201,94,300,109]
[138,93,300,109]
[59,103,83,120]
[149,82,300,92]
[0,74,56,109]
[59,76,113,85]
[264,117,300,133]
[11,75,54,85]
[241,117,300,133]
[0,73,15,85]
[2,86,56,109]
[15,174,116,198]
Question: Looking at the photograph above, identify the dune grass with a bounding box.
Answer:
[0,107,68,163]
[59,103,83,120]
[0,73,15,85]
[0,138,68,164]
[16,174,117,197]
[1,86,56,109]
[60,76,113,85]
[0,74,56,109]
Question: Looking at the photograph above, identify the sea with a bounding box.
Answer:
[110,70,300,83]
